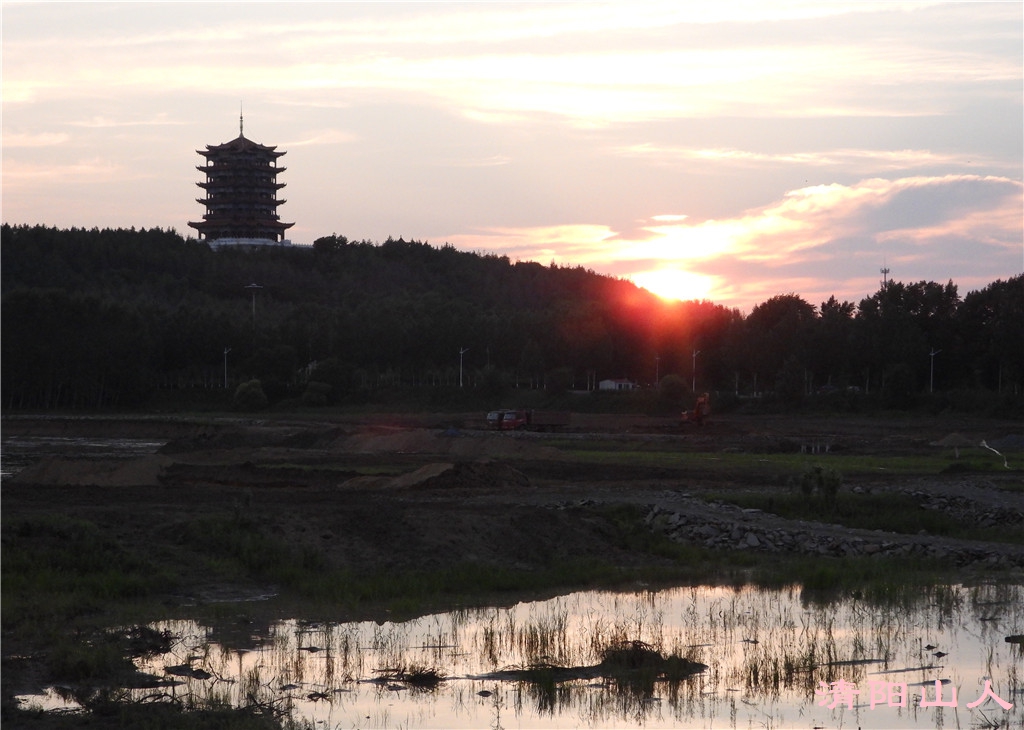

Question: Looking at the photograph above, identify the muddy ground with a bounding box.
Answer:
[5,410,1024,584]
[3,410,1024,720]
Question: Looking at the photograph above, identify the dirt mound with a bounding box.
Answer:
[331,427,562,460]
[11,454,173,487]
[160,424,342,454]
[390,460,530,490]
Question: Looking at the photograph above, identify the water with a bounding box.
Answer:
[19,583,1022,729]
[0,435,165,480]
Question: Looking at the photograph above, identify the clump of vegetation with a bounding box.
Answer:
[234,379,269,410]
[792,464,843,509]
[373,664,446,689]
[482,639,705,691]
[300,381,332,406]
[599,640,705,684]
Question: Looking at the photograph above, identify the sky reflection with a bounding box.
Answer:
[89,583,1021,729]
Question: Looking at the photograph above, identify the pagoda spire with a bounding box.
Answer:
[239,102,244,137]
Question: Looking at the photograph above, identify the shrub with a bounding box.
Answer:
[233,379,268,411]
[301,381,332,406]
[793,465,842,508]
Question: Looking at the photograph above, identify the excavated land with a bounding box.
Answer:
[4,410,1024,717]
[5,410,1024,582]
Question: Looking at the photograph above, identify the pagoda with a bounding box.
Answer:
[189,115,294,246]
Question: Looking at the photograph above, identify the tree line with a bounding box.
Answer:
[1,224,1021,414]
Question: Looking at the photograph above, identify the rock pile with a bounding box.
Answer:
[903,487,1023,528]
[644,498,1024,568]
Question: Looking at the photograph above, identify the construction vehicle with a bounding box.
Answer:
[486,409,570,432]
[681,393,710,425]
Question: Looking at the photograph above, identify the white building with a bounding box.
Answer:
[598,378,639,391]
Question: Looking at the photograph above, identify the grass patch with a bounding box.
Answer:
[557,445,1009,478]
[557,446,970,475]
[2,515,178,635]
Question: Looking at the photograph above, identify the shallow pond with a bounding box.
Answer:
[20,583,1022,729]
[0,434,165,480]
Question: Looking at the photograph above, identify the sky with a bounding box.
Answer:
[2,1,1022,312]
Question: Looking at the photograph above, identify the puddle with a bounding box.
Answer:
[17,583,1022,728]
[0,435,165,480]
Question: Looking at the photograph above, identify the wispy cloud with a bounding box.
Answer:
[2,132,70,148]
[2,157,132,183]
[66,114,185,128]
[6,2,1017,124]
[618,145,994,172]
[449,174,1023,309]
[284,130,359,147]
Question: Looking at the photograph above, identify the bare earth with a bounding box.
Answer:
[5,411,1024,592]
[4,410,1024,712]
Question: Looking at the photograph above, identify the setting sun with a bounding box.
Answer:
[632,268,715,302]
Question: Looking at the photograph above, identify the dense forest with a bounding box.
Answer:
[2,224,1021,415]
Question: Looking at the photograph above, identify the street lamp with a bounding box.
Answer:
[692,349,701,393]
[655,355,660,386]
[223,347,231,389]
[245,283,263,330]
[459,347,470,388]
[929,348,941,393]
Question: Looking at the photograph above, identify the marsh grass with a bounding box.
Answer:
[1,514,178,637]
[373,664,446,689]
[5,500,1011,728]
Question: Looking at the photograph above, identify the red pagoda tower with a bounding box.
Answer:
[189,116,294,246]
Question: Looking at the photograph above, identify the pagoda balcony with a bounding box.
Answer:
[196,196,287,205]
[196,164,286,174]
[197,181,287,191]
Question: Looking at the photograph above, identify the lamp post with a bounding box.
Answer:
[223,347,231,389]
[692,349,701,393]
[245,283,263,330]
[655,356,660,386]
[929,348,941,393]
[459,347,470,388]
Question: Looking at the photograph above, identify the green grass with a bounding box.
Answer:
[2,515,178,634]
[557,445,1011,477]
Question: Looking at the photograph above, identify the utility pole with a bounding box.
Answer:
[692,349,701,393]
[245,283,262,330]
[459,347,470,388]
[929,348,941,393]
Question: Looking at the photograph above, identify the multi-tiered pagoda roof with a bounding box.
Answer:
[188,123,294,245]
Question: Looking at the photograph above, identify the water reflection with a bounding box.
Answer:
[0,435,165,480]
[21,583,1023,728]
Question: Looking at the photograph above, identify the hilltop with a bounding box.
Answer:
[1,224,1021,416]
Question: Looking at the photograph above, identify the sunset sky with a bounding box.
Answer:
[3,1,1021,312]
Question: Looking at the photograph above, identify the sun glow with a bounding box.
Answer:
[632,268,715,302]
